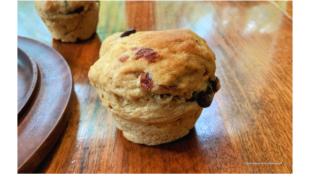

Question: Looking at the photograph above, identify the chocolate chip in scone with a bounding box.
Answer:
[120,29,136,38]
[140,73,153,91]
[186,91,200,102]
[196,87,214,108]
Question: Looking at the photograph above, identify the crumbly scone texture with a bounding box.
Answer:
[89,29,217,98]
[113,107,203,146]
[88,29,220,145]
[34,1,99,42]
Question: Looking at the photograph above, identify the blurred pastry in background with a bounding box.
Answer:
[34,1,99,42]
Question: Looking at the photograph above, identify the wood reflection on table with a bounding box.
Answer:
[18,1,292,173]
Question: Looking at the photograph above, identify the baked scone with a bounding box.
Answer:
[88,29,221,145]
[34,1,99,42]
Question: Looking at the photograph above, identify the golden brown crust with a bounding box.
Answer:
[89,29,217,99]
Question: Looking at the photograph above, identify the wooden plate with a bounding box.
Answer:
[18,48,38,114]
[18,36,74,173]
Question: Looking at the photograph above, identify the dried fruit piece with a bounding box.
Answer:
[186,82,215,107]
[118,56,129,62]
[140,73,153,91]
[203,69,208,76]
[133,47,159,63]
[209,76,220,92]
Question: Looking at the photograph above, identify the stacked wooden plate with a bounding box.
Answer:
[17,36,74,173]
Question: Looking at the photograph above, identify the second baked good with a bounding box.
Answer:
[34,1,100,42]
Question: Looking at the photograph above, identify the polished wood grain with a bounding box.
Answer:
[18,48,38,114]
[18,37,74,173]
[18,1,292,173]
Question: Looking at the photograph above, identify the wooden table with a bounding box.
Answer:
[18,1,292,173]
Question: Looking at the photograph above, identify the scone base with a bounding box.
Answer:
[111,108,203,146]
[123,129,190,146]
